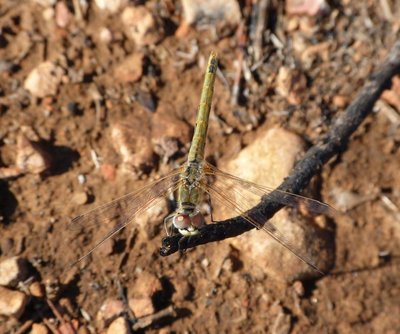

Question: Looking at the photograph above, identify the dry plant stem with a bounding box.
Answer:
[160,39,400,256]
[131,306,176,331]
[15,319,35,334]
[252,0,269,62]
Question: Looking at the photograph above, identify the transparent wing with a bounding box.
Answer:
[70,167,183,230]
[67,167,183,268]
[204,161,336,216]
[201,162,334,274]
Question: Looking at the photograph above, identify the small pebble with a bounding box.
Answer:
[0,286,28,317]
[42,7,55,21]
[31,323,49,334]
[222,257,234,272]
[100,164,116,181]
[332,95,349,108]
[276,67,307,105]
[111,120,154,176]
[29,281,45,298]
[15,132,52,175]
[72,192,89,205]
[129,296,154,318]
[121,6,163,46]
[55,1,72,28]
[113,53,144,83]
[107,316,129,334]
[24,61,64,98]
[0,256,29,287]
[127,272,161,317]
[99,27,113,44]
[77,174,86,185]
[292,281,305,297]
[96,298,125,325]
[201,258,210,268]
[132,272,162,297]
[181,0,241,27]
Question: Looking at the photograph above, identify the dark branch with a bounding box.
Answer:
[160,40,400,256]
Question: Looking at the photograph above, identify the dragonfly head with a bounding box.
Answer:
[172,210,205,236]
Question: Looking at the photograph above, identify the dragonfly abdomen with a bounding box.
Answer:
[187,52,218,163]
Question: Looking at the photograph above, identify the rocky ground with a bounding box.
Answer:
[0,0,400,333]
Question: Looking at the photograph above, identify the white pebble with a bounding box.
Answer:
[77,174,86,184]
[0,257,29,287]
[24,62,64,98]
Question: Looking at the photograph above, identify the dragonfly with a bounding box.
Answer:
[70,52,334,274]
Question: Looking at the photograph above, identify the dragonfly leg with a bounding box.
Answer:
[178,235,191,255]
[207,192,216,223]
[163,213,175,236]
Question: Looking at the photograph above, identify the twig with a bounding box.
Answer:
[42,318,59,334]
[15,319,35,334]
[72,0,83,22]
[131,306,176,331]
[231,23,247,105]
[47,298,76,334]
[251,0,269,62]
[115,278,136,322]
[160,39,400,256]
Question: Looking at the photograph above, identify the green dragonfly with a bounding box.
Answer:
[70,52,334,273]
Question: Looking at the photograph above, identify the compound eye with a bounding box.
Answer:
[191,212,205,228]
[172,214,191,229]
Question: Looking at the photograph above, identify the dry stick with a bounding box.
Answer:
[251,0,270,62]
[131,306,176,331]
[160,39,400,256]
[15,319,35,334]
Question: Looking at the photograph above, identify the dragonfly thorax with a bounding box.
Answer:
[181,161,204,190]
[172,206,205,236]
